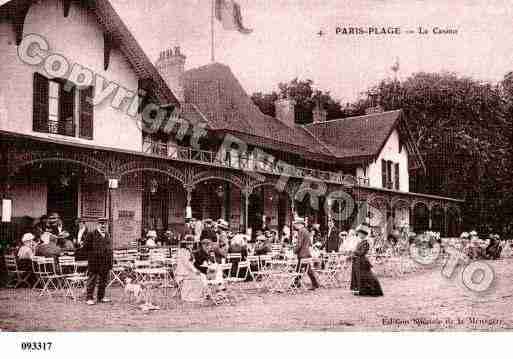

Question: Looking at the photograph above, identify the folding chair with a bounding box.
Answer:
[108,250,130,288]
[58,256,88,301]
[4,254,31,288]
[317,254,340,288]
[246,255,260,280]
[268,259,301,294]
[32,257,63,297]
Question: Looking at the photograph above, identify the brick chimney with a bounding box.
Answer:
[274,97,296,127]
[156,46,186,103]
[312,104,327,123]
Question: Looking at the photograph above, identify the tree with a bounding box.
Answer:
[363,72,512,234]
[251,78,345,123]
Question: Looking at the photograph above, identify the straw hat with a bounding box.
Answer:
[146,230,157,238]
[217,219,229,231]
[293,217,305,225]
[22,233,35,243]
[355,224,370,236]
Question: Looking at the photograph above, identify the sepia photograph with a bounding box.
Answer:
[0,0,512,349]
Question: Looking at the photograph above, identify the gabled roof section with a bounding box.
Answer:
[305,110,425,170]
[182,63,334,160]
[0,0,179,106]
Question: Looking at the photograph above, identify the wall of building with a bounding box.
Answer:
[10,183,47,219]
[0,0,142,151]
[361,129,409,192]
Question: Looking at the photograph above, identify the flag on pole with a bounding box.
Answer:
[215,0,253,34]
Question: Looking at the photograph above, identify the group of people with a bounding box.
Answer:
[458,231,503,260]
[14,213,89,270]
[170,216,384,302]
[10,213,114,306]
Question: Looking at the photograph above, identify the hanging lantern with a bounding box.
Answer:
[59,173,70,188]
[149,178,158,194]
[216,185,225,198]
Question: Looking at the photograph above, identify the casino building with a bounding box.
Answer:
[0,0,463,247]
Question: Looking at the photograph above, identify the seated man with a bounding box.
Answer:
[35,232,62,258]
[254,234,271,256]
[485,234,502,260]
[193,239,213,274]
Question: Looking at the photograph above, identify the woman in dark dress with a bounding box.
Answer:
[350,224,383,297]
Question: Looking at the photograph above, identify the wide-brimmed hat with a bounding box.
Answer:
[355,224,370,236]
[146,230,157,238]
[97,217,108,223]
[22,233,35,243]
[469,230,478,237]
[339,231,348,236]
[203,218,213,225]
[460,232,470,239]
[293,217,305,225]
[217,219,229,230]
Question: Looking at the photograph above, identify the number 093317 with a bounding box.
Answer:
[20,342,53,351]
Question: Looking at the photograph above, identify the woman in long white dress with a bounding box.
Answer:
[174,243,207,302]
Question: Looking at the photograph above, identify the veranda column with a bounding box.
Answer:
[443,206,448,237]
[184,184,194,220]
[242,187,250,234]
[108,178,119,240]
[428,204,433,230]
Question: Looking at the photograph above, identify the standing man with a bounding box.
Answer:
[293,217,320,290]
[83,217,113,305]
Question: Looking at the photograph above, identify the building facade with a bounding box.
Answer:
[0,0,463,248]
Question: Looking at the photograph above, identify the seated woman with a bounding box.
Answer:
[35,232,62,258]
[213,234,229,264]
[145,230,158,247]
[174,242,207,302]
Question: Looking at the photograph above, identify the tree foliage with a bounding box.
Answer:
[251,78,346,124]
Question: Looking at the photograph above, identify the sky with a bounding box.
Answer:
[109,0,513,103]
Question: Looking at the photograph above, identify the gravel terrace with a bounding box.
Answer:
[1,259,512,331]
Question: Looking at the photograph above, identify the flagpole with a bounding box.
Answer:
[211,0,215,63]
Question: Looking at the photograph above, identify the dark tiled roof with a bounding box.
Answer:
[182,63,333,161]
[304,110,402,161]
[0,0,179,106]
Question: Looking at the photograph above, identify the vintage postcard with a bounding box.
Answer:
[0,0,512,347]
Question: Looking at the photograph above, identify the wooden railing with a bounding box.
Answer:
[142,141,369,186]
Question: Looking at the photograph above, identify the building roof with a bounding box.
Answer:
[305,110,401,160]
[305,110,425,170]
[0,0,179,106]
[181,63,334,161]
[181,63,424,168]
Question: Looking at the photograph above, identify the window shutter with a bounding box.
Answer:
[33,72,49,133]
[59,83,75,136]
[387,161,393,189]
[79,86,94,140]
[394,163,400,190]
[381,159,387,188]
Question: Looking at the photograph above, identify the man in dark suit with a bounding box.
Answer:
[293,218,320,290]
[324,219,341,253]
[193,239,213,274]
[83,217,113,305]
